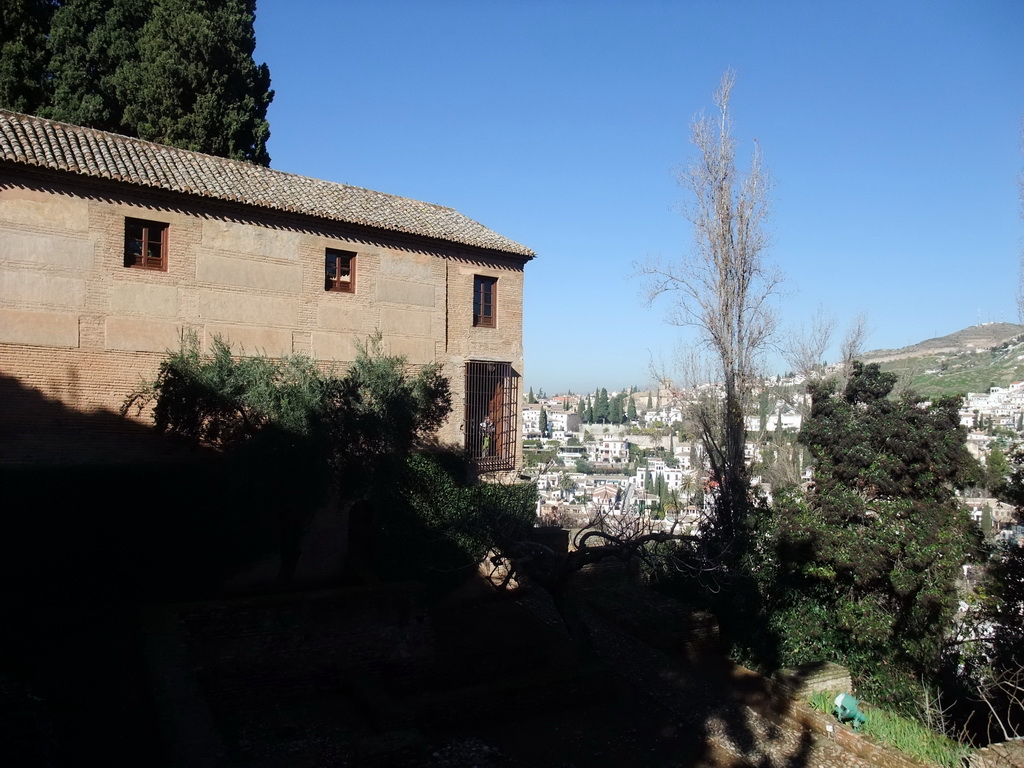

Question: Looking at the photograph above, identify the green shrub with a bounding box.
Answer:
[377,451,537,593]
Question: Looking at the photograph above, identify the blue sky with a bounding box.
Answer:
[254,0,1024,394]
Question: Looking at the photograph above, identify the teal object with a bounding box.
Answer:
[833,693,867,731]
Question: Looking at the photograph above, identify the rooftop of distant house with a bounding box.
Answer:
[0,109,534,259]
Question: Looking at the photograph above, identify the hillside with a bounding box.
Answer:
[861,323,1024,398]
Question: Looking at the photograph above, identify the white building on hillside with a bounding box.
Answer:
[590,436,630,464]
[636,458,689,492]
[522,405,579,438]
[548,410,581,436]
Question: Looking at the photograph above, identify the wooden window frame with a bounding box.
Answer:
[465,360,519,472]
[473,275,497,327]
[124,218,168,270]
[325,248,356,293]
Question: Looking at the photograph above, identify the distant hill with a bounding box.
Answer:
[861,323,1024,397]
[863,323,1024,363]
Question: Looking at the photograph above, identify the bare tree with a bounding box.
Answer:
[839,312,870,379]
[637,70,781,550]
[487,521,717,656]
[1018,266,1024,324]
[1018,117,1024,322]
[973,660,1024,748]
[782,307,836,381]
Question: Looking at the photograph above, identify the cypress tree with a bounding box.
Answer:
[0,0,57,113]
[627,396,637,421]
[655,473,667,504]
[986,443,1010,492]
[594,388,610,423]
[44,0,146,131]
[33,0,273,165]
[122,0,273,164]
[609,394,623,424]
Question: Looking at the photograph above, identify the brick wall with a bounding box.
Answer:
[0,169,526,464]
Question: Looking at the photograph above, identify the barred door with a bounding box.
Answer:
[465,361,519,471]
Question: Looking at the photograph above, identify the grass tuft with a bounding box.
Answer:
[807,690,972,768]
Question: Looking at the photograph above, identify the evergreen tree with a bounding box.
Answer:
[120,0,273,164]
[594,388,610,423]
[43,0,146,131]
[21,0,273,164]
[986,443,1011,493]
[585,402,594,424]
[980,503,994,539]
[528,387,536,404]
[538,407,548,437]
[627,396,637,422]
[646,391,653,410]
[982,449,1024,674]
[609,393,623,424]
[0,0,56,113]
[751,362,980,707]
[576,397,586,422]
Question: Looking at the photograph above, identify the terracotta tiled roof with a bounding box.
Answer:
[0,110,534,258]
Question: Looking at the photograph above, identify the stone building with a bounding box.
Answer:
[0,110,533,470]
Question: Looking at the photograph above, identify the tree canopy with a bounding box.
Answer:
[984,442,1011,494]
[749,362,980,707]
[2,0,273,165]
[0,0,57,113]
[575,388,638,425]
[981,448,1024,676]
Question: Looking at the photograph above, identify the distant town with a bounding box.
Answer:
[521,373,1024,545]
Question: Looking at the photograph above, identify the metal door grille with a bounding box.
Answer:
[465,361,519,471]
